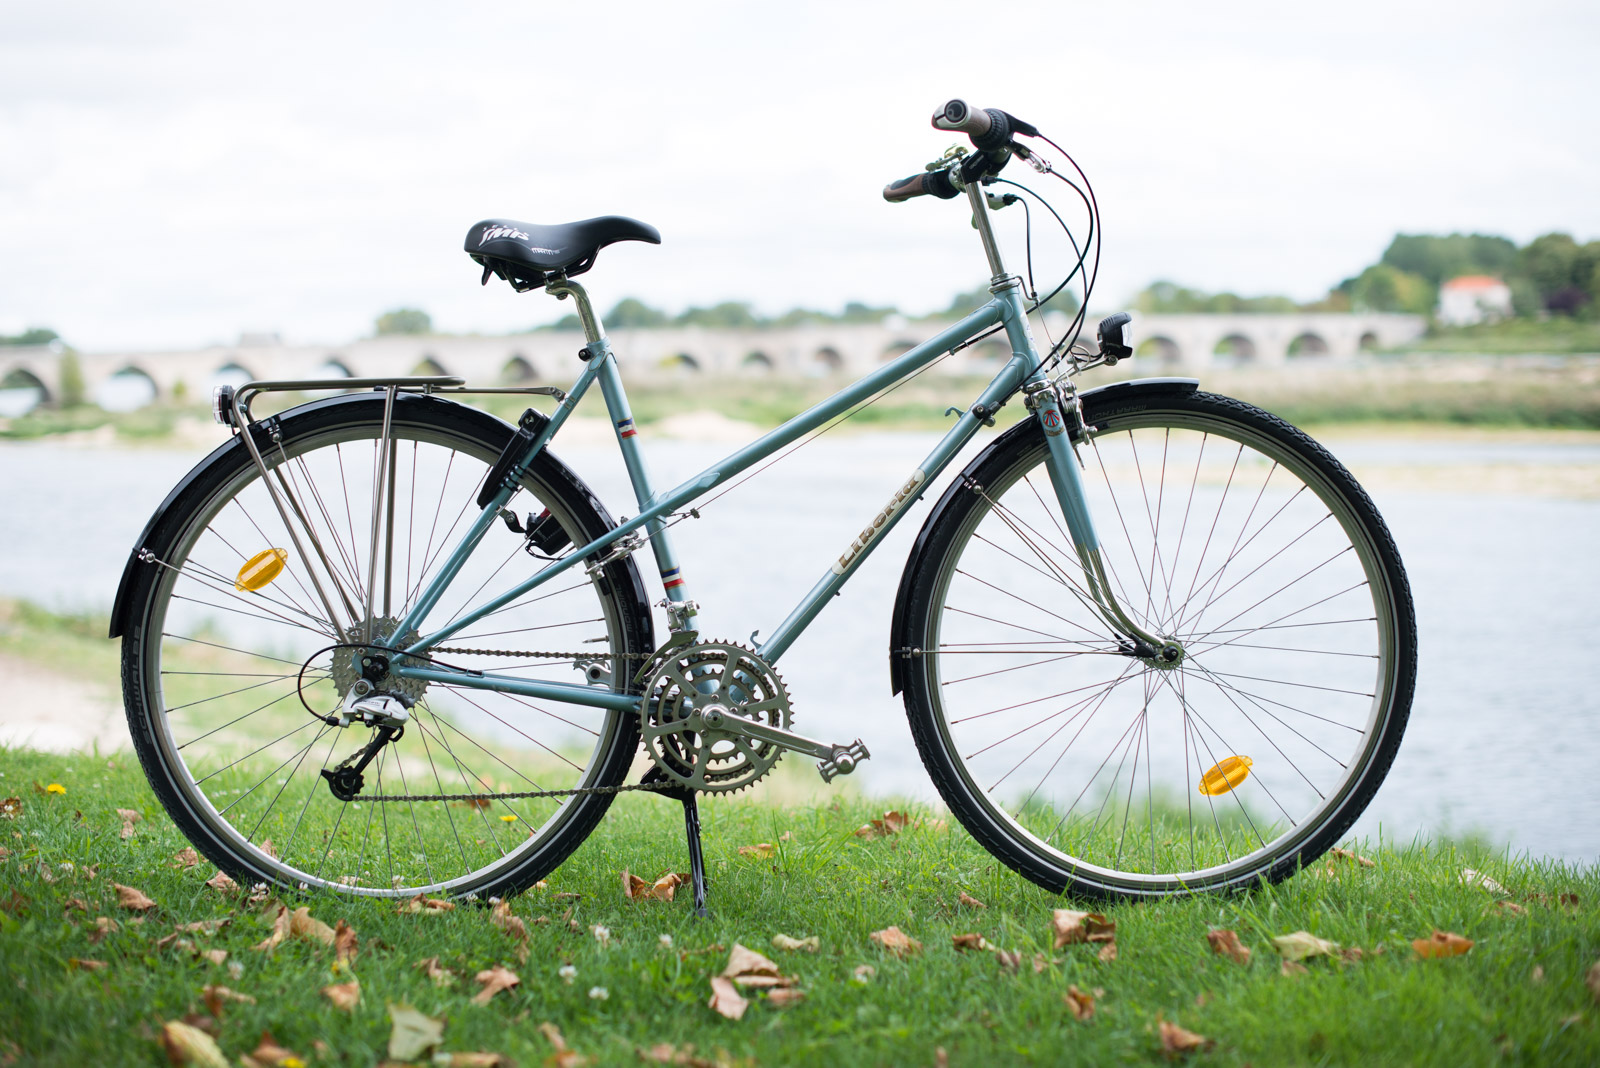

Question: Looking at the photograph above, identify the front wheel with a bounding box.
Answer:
[900,389,1416,899]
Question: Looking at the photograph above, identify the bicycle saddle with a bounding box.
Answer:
[466,216,660,289]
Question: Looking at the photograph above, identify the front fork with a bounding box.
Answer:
[1025,378,1171,657]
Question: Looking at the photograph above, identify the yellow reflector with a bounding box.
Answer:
[1198,755,1253,796]
[235,548,289,592]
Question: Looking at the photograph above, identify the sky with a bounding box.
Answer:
[2,0,1597,351]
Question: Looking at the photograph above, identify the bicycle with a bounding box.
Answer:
[109,100,1417,905]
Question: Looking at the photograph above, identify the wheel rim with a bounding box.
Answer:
[922,408,1404,891]
[140,413,634,896]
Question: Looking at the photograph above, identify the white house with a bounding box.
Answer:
[1437,275,1512,325]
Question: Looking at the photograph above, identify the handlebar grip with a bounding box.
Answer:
[882,170,960,203]
[932,99,992,139]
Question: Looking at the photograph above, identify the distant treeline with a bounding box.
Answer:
[1136,232,1600,319]
[0,328,59,347]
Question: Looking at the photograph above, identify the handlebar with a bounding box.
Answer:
[882,99,1037,203]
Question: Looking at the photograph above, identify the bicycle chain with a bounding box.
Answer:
[361,644,659,803]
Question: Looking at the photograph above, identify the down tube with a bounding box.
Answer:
[757,352,1034,664]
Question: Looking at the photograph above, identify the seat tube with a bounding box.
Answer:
[594,352,699,631]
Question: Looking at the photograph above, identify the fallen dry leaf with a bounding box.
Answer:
[1206,928,1251,965]
[995,949,1023,974]
[170,848,198,869]
[1532,964,1545,984]
[1281,959,1309,977]
[854,810,913,839]
[415,956,456,987]
[707,975,749,1020]
[952,933,998,953]
[1329,847,1375,868]
[237,1031,299,1068]
[114,884,157,911]
[333,919,358,966]
[175,919,230,936]
[1413,930,1474,959]
[158,1020,228,1067]
[1493,900,1528,917]
[436,1054,509,1068]
[388,1001,446,1060]
[62,896,87,914]
[622,870,687,903]
[766,988,807,1007]
[1050,910,1116,949]
[253,906,290,952]
[289,907,336,945]
[88,916,118,943]
[204,872,237,894]
[1339,947,1365,965]
[1098,942,1118,963]
[398,892,455,914]
[1587,960,1600,1004]
[771,933,819,953]
[472,965,520,1005]
[958,891,987,909]
[1461,868,1509,895]
[201,986,255,1015]
[490,899,530,962]
[68,958,108,971]
[737,843,776,859]
[853,964,876,983]
[259,839,277,859]
[1158,1018,1213,1055]
[116,808,142,839]
[1271,930,1340,962]
[869,926,922,958]
[722,943,794,988]
[322,979,360,1011]
[1064,984,1096,1022]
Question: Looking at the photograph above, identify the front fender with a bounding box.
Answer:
[887,376,1198,694]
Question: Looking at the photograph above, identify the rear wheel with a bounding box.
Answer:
[901,390,1416,898]
[119,393,653,898]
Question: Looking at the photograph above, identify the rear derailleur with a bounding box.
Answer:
[320,684,412,802]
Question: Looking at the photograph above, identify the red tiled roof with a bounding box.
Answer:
[1441,275,1506,290]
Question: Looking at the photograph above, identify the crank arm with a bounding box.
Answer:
[706,714,870,782]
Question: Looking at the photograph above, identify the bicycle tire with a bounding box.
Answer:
[899,388,1416,899]
[117,391,654,899]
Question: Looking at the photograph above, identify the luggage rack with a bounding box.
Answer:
[222,375,570,426]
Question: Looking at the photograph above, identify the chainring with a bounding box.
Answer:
[639,639,792,793]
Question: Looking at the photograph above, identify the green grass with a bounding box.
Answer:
[1406,319,1600,356]
[1,746,1597,1067]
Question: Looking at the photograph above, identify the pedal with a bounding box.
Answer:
[817,740,871,783]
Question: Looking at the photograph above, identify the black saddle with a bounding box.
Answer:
[465,216,660,290]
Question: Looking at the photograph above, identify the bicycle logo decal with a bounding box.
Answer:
[1041,409,1064,436]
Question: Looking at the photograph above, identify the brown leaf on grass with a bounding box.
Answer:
[397,892,455,914]
[771,933,819,953]
[89,916,118,943]
[1586,960,1600,1004]
[204,871,237,894]
[722,943,794,988]
[170,848,198,869]
[1493,900,1527,917]
[489,900,530,962]
[0,797,21,819]
[958,891,987,909]
[471,966,520,1004]
[1064,984,1096,1021]
[1158,1018,1213,1054]
[62,896,88,914]
[322,979,360,1011]
[201,986,256,1016]
[1098,942,1119,962]
[114,884,157,911]
[852,964,876,983]
[766,988,807,1007]
[1525,891,1580,909]
[333,920,358,966]
[1339,947,1365,965]
[1461,868,1509,895]
[1412,930,1473,959]
[623,870,687,902]
[737,843,776,859]
[539,1023,586,1068]
[68,958,109,971]
[387,1001,446,1060]
[1050,910,1116,949]
[1329,847,1375,868]
[707,975,749,1020]
[854,809,913,840]
[436,1054,510,1068]
[553,891,583,901]
[259,839,277,860]
[995,949,1023,974]
[414,956,456,987]
[116,808,142,839]
[952,933,998,953]
[1281,959,1309,977]
[869,926,922,958]
[157,1020,228,1067]
[253,906,290,952]
[1206,928,1251,965]
[1033,953,1057,974]
[1531,964,1545,984]
[289,906,335,945]
[1271,930,1339,961]
[238,1031,300,1068]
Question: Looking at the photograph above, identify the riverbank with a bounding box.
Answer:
[0,744,1596,1066]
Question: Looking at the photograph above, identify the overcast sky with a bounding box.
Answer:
[2,0,1596,351]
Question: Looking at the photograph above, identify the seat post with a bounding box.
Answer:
[543,277,607,345]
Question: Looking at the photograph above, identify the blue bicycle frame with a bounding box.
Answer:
[386,180,1135,712]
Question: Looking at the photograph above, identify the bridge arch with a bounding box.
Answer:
[659,353,700,374]
[211,361,256,390]
[1212,334,1257,364]
[880,340,917,363]
[810,346,844,375]
[741,351,773,374]
[501,354,538,382]
[313,356,354,379]
[1136,336,1182,365]
[1288,332,1329,358]
[96,365,159,411]
[0,367,49,415]
[411,355,448,376]
[1358,331,1380,353]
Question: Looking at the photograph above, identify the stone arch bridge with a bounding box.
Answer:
[2,312,1424,407]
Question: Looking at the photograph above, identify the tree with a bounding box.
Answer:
[1519,233,1591,315]
[1345,264,1434,314]
[0,327,60,347]
[1380,233,1518,287]
[58,351,86,407]
[374,308,432,335]
[674,302,762,329]
[605,298,670,328]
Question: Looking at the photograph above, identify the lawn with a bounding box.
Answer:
[1,746,1597,1067]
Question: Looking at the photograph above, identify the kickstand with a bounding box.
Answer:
[641,768,710,918]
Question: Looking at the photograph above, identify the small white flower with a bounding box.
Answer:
[227,961,244,980]
[252,883,268,893]
[558,964,576,984]
[591,924,611,946]
[659,933,673,948]
[297,881,309,891]
[588,986,609,1001]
